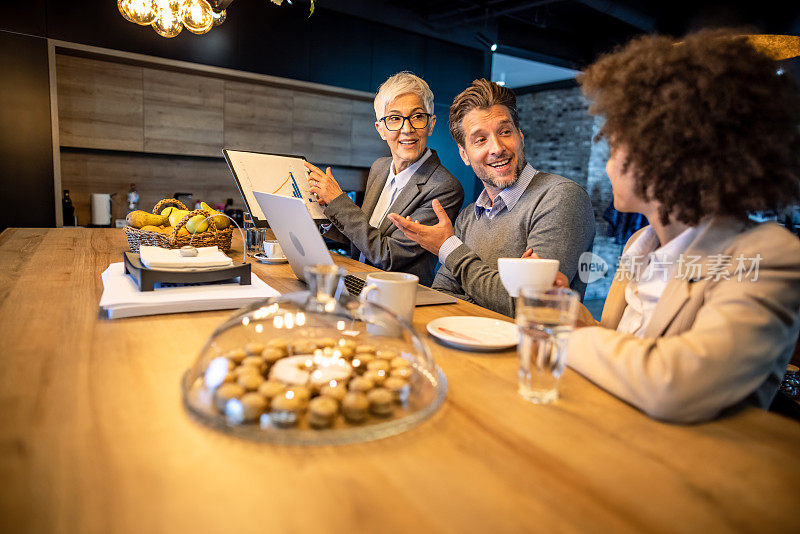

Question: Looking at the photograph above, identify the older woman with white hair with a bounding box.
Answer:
[305,72,464,286]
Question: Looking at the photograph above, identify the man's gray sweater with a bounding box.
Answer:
[432,171,595,317]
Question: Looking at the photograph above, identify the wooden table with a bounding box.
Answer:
[1,228,798,534]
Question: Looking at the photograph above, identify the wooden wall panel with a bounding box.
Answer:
[60,150,237,226]
[143,68,223,157]
[56,55,143,151]
[292,93,352,166]
[223,81,293,155]
[350,100,390,167]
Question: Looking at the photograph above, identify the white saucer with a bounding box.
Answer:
[253,253,288,264]
[427,316,518,351]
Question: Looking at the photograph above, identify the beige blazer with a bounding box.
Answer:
[569,217,800,422]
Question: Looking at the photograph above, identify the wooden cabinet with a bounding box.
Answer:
[143,68,224,157]
[291,92,354,165]
[56,55,144,151]
[351,100,389,167]
[223,81,294,155]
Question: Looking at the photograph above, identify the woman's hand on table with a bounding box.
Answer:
[304,161,344,206]
[521,249,569,288]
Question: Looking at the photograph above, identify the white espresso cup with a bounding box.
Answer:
[497,258,560,297]
[360,272,418,323]
[262,240,284,259]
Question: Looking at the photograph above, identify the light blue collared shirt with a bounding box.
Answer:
[438,164,538,263]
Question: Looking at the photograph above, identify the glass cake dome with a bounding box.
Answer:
[181,265,447,445]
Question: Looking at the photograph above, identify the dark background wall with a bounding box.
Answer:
[0,1,488,230]
[0,30,55,230]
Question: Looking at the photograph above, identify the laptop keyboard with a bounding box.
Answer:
[343,274,366,296]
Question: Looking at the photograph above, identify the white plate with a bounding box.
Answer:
[253,253,288,264]
[426,316,518,351]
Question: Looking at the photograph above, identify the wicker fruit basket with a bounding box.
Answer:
[124,199,233,253]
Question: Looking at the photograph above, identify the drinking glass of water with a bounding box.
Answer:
[516,287,579,404]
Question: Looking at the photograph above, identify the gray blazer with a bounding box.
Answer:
[323,150,464,286]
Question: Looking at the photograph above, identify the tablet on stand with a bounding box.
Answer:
[223,149,327,228]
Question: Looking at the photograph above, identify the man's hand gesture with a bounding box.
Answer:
[387,199,454,255]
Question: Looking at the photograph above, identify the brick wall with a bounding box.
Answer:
[517,87,593,190]
[517,86,623,300]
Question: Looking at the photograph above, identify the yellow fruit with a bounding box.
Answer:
[201,201,230,229]
[140,225,162,232]
[160,206,179,218]
[126,210,168,228]
[186,214,210,234]
[161,226,175,234]
[177,227,190,236]
[168,209,190,228]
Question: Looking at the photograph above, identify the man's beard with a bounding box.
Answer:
[476,153,526,189]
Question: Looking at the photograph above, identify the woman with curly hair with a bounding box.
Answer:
[564,29,800,422]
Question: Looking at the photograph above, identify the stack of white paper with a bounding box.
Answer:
[99,263,280,319]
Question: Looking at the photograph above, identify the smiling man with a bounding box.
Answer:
[389,79,595,316]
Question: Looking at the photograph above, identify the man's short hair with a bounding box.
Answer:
[449,79,520,146]
[373,72,434,120]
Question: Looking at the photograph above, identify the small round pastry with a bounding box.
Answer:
[349,356,368,375]
[383,377,409,404]
[261,348,285,367]
[233,365,259,378]
[266,338,290,353]
[287,385,311,408]
[317,337,337,348]
[319,381,347,402]
[376,348,399,361]
[367,387,394,417]
[354,344,377,356]
[237,371,265,391]
[335,345,355,360]
[270,391,302,428]
[363,369,387,387]
[308,396,339,429]
[241,355,267,374]
[245,342,265,356]
[290,340,317,355]
[390,367,413,380]
[257,380,286,405]
[390,357,411,369]
[226,348,247,364]
[223,371,237,384]
[214,383,245,412]
[337,338,357,349]
[238,392,268,423]
[366,359,390,373]
[348,376,375,394]
[269,356,311,385]
[341,392,369,423]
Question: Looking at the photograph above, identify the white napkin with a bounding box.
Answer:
[139,245,233,269]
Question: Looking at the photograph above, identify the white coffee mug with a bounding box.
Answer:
[262,240,284,259]
[360,272,418,323]
[498,258,560,297]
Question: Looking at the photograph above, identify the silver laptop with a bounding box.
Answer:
[252,192,456,306]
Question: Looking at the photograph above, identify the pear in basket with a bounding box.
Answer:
[168,209,191,228]
[200,202,231,229]
[126,210,169,229]
[186,214,209,234]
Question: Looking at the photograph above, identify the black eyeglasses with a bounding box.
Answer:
[379,112,432,131]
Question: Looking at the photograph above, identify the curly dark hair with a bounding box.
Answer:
[578,29,800,225]
[449,79,520,146]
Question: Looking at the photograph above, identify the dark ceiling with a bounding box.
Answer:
[320,0,800,68]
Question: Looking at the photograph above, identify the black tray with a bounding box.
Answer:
[123,252,251,291]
